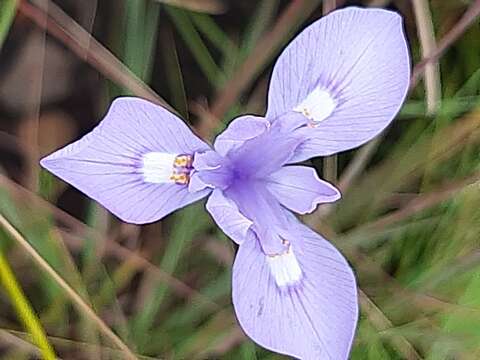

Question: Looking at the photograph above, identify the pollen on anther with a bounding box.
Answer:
[174,155,193,168]
[142,152,193,185]
[170,173,190,185]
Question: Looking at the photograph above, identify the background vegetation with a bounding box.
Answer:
[0,0,479,359]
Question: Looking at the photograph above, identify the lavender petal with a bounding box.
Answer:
[227,125,302,178]
[232,212,358,359]
[206,189,255,245]
[40,97,210,224]
[267,165,340,214]
[214,115,269,156]
[226,181,291,256]
[267,7,410,161]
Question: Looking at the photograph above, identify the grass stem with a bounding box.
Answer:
[0,250,56,359]
[0,214,138,360]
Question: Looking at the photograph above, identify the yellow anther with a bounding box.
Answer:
[170,173,189,185]
[174,155,193,168]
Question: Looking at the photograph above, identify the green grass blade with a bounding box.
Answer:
[131,203,211,350]
[0,250,56,359]
[166,6,222,87]
[0,0,17,49]
[162,28,189,118]
[239,0,279,58]
[190,13,237,57]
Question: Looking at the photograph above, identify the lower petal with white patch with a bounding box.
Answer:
[232,213,358,360]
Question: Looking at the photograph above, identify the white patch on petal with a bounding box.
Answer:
[266,246,303,287]
[143,152,195,185]
[142,152,177,183]
[294,87,336,123]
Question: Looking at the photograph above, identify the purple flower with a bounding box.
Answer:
[40,7,409,360]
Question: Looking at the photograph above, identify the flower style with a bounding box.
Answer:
[40,7,409,360]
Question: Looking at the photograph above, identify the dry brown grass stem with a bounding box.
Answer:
[0,174,220,312]
[411,0,480,89]
[359,290,422,359]
[208,0,322,127]
[412,0,441,115]
[0,328,44,358]
[19,0,176,114]
[0,214,139,360]
[153,0,225,14]
[346,171,480,240]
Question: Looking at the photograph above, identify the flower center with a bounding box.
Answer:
[142,152,193,185]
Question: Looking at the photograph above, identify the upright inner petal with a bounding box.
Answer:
[142,152,193,184]
[190,150,233,191]
[226,181,305,288]
[293,87,336,123]
[227,182,288,255]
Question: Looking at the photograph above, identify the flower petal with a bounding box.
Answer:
[214,115,269,156]
[267,166,340,214]
[267,7,410,160]
[40,97,210,224]
[206,189,255,245]
[232,214,358,359]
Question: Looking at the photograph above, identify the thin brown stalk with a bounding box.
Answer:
[0,174,219,312]
[309,106,480,231]
[207,0,322,129]
[320,0,341,184]
[153,0,226,14]
[305,138,381,225]
[0,328,43,358]
[322,0,337,15]
[359,290,422,359]
[17,0,47,192]
[338,138,382,192]
[196,327,246,358]
[19,0,175,114]
[366,0,390,7]
[345,171,480,239]
[0,214,138,360]
[412,0,441,115]
[204,237,234,266]
[352,251,480,318]
[426,249,480,291]
[323,155,338,183]
[411,0,480,89]
[62,231,219,311]
[6,329,158,360]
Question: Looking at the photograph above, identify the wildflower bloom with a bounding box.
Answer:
[41,7,409,360]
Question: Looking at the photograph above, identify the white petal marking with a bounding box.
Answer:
[294,87,336,123]
[266,246,303,287]
[142,152,177,183]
